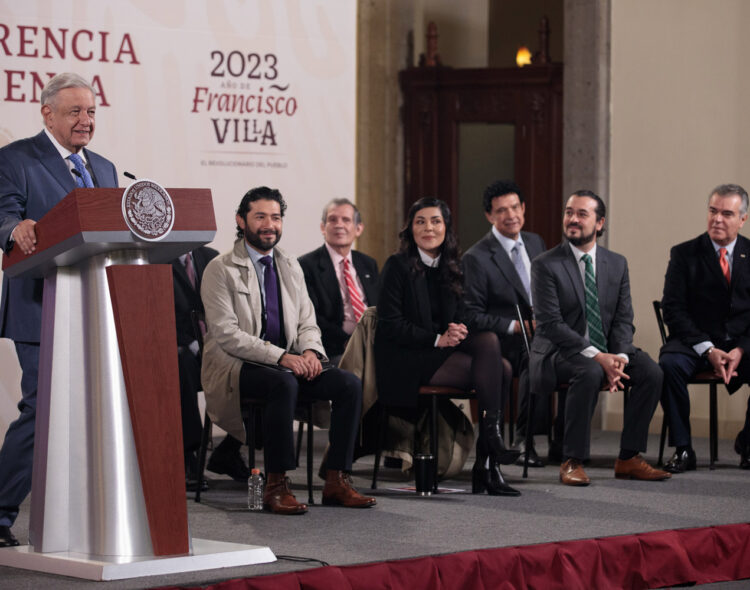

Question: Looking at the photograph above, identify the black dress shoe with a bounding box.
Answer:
[206,448,250,482]
[513,440,544,468]
[734,432,750,470]
[486,461,521,496]
[0,526,20,548]
[664,448,697,474]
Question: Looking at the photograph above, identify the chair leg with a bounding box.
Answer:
[306,403,314,505]
[523,394,535,479]
[658,414,668,466]
[508,385,516,444]
[295,420,304,467]
[431,396,438,493]
[246,406,256,471]
[195,414,212,503]
[709,383,718,470]
[371,404,387,490]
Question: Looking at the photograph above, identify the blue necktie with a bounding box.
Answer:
[68,153,94,188]
[259,256,281,345]
[511,242,531,302]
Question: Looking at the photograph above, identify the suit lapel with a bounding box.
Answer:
[700,234,729,291]
[731,235,750,290]
[352,251,376,305]
[414,270,433,330]
[33,132,76,194]
[317,246,343,307]
[487,234,531,307]
[560,244,586,311]
[595,248,609,332]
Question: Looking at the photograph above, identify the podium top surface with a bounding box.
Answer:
[3,188,216,279]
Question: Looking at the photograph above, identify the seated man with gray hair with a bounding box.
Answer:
[660,183,750,472]
[299,198,379,364]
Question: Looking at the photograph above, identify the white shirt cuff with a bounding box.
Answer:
[434,334,441,347]
[693,341,714,356]
[580,346,600,358]
[507,320,517,335]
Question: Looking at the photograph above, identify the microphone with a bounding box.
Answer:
[71,168,82,180]
[123,171,137,180]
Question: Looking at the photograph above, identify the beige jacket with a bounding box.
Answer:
[200,239,327,441]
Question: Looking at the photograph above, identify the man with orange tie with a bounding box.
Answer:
[299,198,379,364]
[660,184,750,471]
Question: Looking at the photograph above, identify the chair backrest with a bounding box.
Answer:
[652,300,668,346]
[515,304,533,356]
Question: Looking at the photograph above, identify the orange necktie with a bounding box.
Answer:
[719,247,731,285]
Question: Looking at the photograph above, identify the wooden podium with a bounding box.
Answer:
[0,188,274,580]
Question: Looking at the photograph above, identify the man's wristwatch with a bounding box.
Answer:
[702,347,714,359]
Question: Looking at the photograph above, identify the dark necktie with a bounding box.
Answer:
[184,252,197,289]
[68,153,94,188]
[259,256,281,345]
[581,253,607,353]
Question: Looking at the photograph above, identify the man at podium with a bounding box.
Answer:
[0,72,118,547]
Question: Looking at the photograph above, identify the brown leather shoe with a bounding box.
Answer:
[615,455,671,481]
[560,458,590,486]
[322,470,377,508]
[263,473,308,515]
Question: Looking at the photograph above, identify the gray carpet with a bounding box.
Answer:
[0,430,749,590]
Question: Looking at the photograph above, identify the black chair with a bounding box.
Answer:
[371,385,475,493]
[652,300,719,469]
[516,304,630,478]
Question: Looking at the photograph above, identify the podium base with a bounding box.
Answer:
[0,538,276,581]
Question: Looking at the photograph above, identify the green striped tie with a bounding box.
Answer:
[581,253,607,353]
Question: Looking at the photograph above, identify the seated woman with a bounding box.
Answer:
[375,197,520,496]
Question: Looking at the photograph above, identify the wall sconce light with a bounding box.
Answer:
[516,46,532,67]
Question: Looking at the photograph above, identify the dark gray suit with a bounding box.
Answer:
[0,130,118,528]
[463,230,546,439]
[530,242,662,460]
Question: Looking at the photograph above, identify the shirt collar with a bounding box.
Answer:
[418,248,440,268]
[44,128,87,163]
[324,242,352,267]
[491,225,524,256]
[244,241,273,264]
[569,241,597,264]
[710,237,737,257]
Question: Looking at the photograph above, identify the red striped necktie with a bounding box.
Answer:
[343,258,366,322]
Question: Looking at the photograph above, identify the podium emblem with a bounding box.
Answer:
[122,179,175,241]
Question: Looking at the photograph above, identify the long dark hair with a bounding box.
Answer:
[398,197,463,296]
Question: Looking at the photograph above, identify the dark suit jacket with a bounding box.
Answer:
[298,244,379,357]
[172,246,220,347]
[529,242,635,394]
[463,230,546,336]
[0,131,118,342]
[375,252,461,407]
[660,232,750,365]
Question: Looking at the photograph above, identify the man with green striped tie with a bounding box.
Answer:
[528,190,670,486]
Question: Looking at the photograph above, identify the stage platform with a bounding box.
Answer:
[0,429,748,589]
